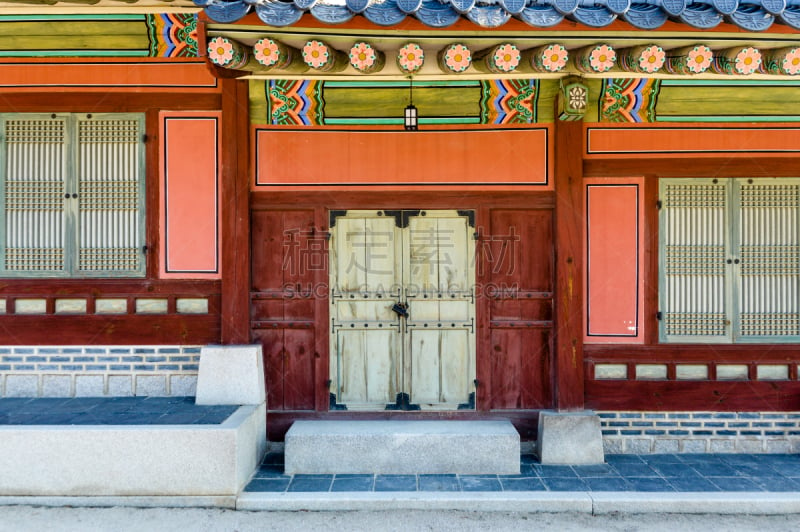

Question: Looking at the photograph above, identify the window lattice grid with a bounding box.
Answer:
[738,182,800,337]
[76,118,142,273]
[665,312,728,337]
[79,247,140,272]
[3,117,66,272]
[664,184,726,208]
[5,247,64,271]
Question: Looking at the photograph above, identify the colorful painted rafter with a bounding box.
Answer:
[207,38,800,78]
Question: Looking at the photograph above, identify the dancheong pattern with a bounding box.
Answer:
[600,78,661,123]
[267,80,322,126]
[480,80,538,125]
[146,13,198,58]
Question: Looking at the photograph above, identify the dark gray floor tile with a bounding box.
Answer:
[688,462,738,477]
[500,477,546,491]
[584,477,630,491]
[611,463,660,477]
[605,455,646,464]
[753,476,800,492]
[668,476,721,492]
[678,454,726,464]
[708,476,764,491]
[374,475,417,492]
[730,463,784,478]
[332,475,374,492]
[459,476,502,492]
[625,477,676,492]
[244,478,291,492]
[520,454,538,465]
[541,477,588,491]
[650,463,701,478]
[640,454,683,464]
[419,475,460,491]
[719,454,761,466]
[288,475,333,492]
[572,464,617,477]
[535,465,578,478]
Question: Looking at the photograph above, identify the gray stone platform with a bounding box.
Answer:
[284,420,520,475]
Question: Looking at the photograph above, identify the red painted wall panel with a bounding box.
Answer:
[159,113,221,278]
[585,182,643,342]
[254,128,551,188]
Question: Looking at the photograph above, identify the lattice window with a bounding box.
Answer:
[659,178,800,343]
[0,114,145,278]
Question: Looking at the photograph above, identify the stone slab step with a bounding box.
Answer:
[284,420,520,475]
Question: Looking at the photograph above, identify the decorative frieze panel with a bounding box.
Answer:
[210,35,800,79]
[255,78,537,126]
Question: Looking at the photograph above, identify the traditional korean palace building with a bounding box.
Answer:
[0,0,799,454]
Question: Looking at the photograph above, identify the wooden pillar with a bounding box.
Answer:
[552,101,586,410]
[220,77,251,344]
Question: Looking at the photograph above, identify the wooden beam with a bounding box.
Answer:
[220,78,251,344]
[552,110,585,410]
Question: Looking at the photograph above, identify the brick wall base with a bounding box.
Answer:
[0,346,201,397]
[600,411,800,454]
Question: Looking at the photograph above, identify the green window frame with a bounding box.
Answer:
[0,113,146,278]
[659,177,800,343]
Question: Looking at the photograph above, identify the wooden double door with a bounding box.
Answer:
[328,210,476,410]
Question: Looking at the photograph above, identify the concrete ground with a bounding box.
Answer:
[0,507,797,531]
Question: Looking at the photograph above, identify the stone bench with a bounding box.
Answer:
[284,419,520,475]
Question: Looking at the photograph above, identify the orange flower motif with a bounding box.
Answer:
[589,45,616,72]
[444,44,472,73]
[541,44,568,72]
[492,44,520,72]
[254,38,280,67]
[303,40,330,69]
[687,45,712,74]
[350,42,377,72]
[397,43,424,73]
[783,48,800,75]
[735,47,761,74]
[207,37,233,66]
[638,45,665,73]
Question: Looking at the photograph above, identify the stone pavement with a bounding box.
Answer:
[245,451,800,494]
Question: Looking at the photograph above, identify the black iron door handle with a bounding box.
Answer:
[391,302,409,318]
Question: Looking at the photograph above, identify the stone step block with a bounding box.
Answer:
[285,420,520,475]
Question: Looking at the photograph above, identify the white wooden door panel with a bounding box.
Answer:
[330,209,476,410]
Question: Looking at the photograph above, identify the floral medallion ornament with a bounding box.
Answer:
[528,43,568,73]
[254,38,288,69]
[397,43,424,74]
[439,43,472,73]
[764,47,800,76]
[575,44,616,73]
[207,36,248,69]
[491,44,520,73]
[474,43,520,73]
[665,45,713,75]
[302,39,346,72]
[349,42,385,74]
[714,46,762,75]
[618,45,665,74]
